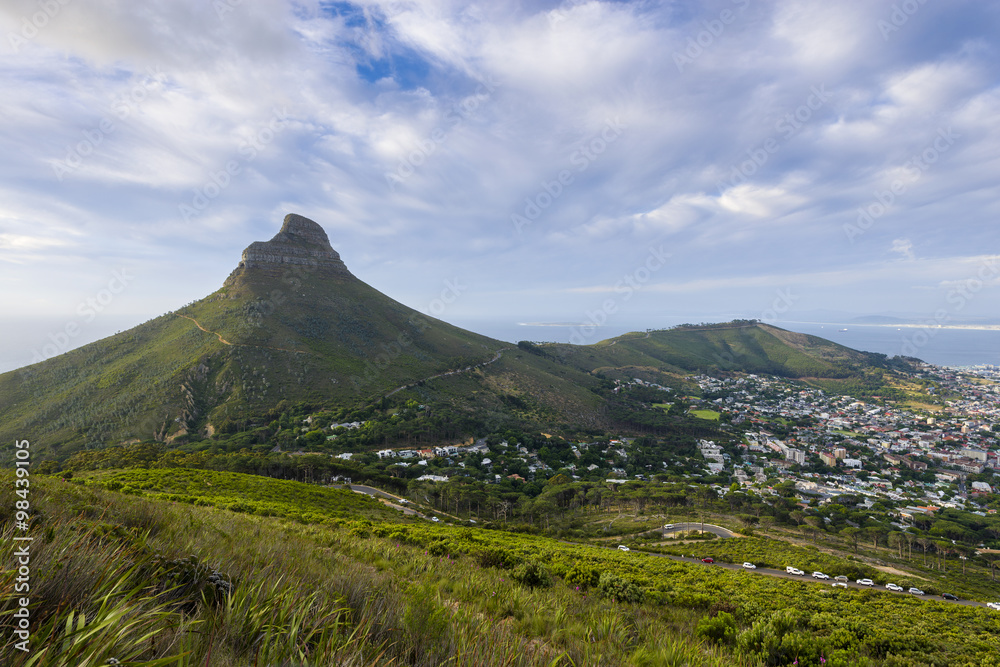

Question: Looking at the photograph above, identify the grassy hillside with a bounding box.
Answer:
[550,323,863,378]
[3,471,999,667]
[0,216,508,457]
[0,225,910,463]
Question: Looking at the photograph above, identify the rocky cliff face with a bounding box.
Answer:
[226,213,354,282]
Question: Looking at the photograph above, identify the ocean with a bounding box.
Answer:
[779,322,1000,368]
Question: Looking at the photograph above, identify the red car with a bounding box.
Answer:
[701,557,715,563]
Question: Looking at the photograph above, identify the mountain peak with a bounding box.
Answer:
[227,213,353,282]
[273,213,334,249]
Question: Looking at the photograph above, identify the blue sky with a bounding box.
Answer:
[1,0,999,371]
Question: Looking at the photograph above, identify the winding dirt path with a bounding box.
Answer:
[179,314,234,345]
[177,313,312,355]
[383,347,510,399]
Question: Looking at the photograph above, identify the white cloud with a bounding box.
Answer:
[1,0,1000,346]
[890,238,915,261]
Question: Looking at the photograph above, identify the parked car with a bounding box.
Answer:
[701,557,714,563]
[617,545,630,552]
[811,571,829,579]
[941,593,959,601]
[908,587,925,596]
[786,567,804,575]
[742,562,757,569]
[986,602,1000,610]
[832,582,848,588]
[856,578,874,586]
[834,575,849,582]
[885,583,903,592]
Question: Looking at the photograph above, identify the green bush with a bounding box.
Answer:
[475,546,520,570]
[695,610,737,644]
[597,571,644,604]
[564,562,601,590]
[512,559,552,588]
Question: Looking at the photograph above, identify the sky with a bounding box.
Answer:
[2,0,1000,372]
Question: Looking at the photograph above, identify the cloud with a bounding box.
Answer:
[1,0,1000,355]
[890,238,915,261]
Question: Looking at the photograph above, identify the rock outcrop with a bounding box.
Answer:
[226,214,354,282]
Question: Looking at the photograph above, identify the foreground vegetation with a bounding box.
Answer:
[3,470,1000,666]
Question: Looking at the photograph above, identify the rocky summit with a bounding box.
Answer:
[227,213,354,281]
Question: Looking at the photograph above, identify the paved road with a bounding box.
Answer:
[634,550,993,610]
[662,522,738,539]
[348,487,996,611]
[349,484,421,516]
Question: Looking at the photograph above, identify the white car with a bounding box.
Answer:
[664,524,675,530]
[431,517,440,522]
[786,567,805,575]
[986,602,1000,610]
[908,587,924,596]
[832,582,848,588]
[885,583,903,592]
[742,562,757,570]
[811,571,829,580]
[857,578,874,586]
[618,545,630,552]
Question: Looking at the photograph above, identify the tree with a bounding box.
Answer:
[887,531,904,559]
[864,526,885,551]
[933,540,951,572]
[915,536,933,566]
[982,553,1000,582]
[804,516,824,542]
[842,527,861,554]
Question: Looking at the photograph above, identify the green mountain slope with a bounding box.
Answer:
[0,216,907,459]
[547,322,896,382]
[0,214,507,455]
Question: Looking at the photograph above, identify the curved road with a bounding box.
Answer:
[347,486,997,611]
[349,484,422,517]
[615,547,992,610]
[662,522,737,539]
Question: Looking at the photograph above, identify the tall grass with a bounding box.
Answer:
[1,474,754,666]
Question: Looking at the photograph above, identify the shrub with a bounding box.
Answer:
[475,546,520,570]
[564,563,601,590]
[597,572,644,604]
[512,560,552,588]
[695,611,737,645]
